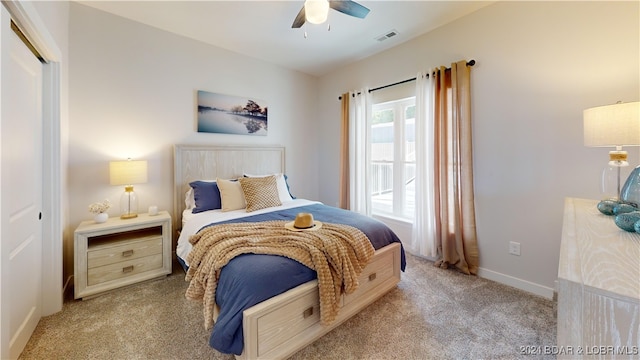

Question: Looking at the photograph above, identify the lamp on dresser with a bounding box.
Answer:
[583,101,640,200]
[109,159,148,219]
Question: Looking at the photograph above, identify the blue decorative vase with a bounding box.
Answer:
[620,165,640,207]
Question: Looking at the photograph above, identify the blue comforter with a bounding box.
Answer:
[181,204,406,355]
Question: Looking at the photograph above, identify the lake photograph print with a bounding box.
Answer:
[197,90,268,136]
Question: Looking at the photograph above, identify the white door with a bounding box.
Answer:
[0,6,43,359]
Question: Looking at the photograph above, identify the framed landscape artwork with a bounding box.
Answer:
[197,90,268,136]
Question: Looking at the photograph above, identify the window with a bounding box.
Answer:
[370,97,415,221]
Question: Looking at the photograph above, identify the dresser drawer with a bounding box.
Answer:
[343,247,395,305]
[257,286,321,356]
[88,254,163,286]
[87,236,163,269]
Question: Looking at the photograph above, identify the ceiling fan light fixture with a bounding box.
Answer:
[304,0,329,24]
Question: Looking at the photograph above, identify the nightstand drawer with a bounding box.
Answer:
[87,236,163,269]
[88,254,163,286]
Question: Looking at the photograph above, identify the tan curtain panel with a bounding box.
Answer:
[433,60,479,275]
[339,93,350,209]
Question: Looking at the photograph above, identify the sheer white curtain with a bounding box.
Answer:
[348,90,372,216]
[408,72,438,258]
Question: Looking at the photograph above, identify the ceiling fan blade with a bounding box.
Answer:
[291,6,306,28]
[329,0,370,19]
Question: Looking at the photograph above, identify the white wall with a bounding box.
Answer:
[316,1,640,297]
[67,3,319,280]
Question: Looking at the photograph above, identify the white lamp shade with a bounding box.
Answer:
[109,160,148,185]
[583,101,640,147]
[305,0,329,24]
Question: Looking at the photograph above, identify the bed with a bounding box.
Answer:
[174,144,405,359]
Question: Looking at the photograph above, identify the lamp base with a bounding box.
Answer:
[120,185,139,219]
[601,156,631,200]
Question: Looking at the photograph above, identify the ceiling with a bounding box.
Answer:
[77,1,494,76]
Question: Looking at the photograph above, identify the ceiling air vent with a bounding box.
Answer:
[376,29,399,42]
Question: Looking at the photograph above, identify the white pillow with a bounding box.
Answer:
[216,178,246,212]
[185,188,195,209]
[244,173,293,203]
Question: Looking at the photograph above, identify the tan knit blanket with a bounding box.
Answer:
[184,220,375,330]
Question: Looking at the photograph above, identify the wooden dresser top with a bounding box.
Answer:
[559,197,640,301]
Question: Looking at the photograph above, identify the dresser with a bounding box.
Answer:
[74,212,172,299]
[557,198,640,358]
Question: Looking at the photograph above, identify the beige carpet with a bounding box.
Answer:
[20,254,556,359]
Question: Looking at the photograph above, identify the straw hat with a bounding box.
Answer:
[285,212,322,231]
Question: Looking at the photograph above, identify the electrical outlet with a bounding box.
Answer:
[509,241,521,256]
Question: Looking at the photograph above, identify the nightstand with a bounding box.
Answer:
[74,211,172,299]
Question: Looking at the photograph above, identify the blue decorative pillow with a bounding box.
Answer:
[189,180,222,213]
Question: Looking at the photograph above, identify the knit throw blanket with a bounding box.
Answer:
[184,220,375,330]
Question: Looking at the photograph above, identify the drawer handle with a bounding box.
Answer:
[122,250,134,257]
[368,273,377,281]
[303,307,314,319]
[122,265,134,273]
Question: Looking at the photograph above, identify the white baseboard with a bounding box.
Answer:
[405,252,555,300]
[370,216,556,300]
[477,267,555,300]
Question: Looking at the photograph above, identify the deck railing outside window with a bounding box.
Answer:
[371,161,415,220]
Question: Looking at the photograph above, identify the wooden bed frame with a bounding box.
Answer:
[174,144,402,359]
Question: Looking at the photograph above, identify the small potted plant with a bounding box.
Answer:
[89,199,111,223]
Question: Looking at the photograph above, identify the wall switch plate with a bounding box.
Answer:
[509,241,521,256]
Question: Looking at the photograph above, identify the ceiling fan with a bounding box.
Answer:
[291,0,370,28]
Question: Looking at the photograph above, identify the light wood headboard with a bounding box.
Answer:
[173,144,285,230]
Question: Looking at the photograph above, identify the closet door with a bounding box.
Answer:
[0,6,43,359]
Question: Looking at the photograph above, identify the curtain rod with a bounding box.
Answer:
[338,59,475,100]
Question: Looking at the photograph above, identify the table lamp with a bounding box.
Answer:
[583,101,640,200]
[109,159,148,219]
